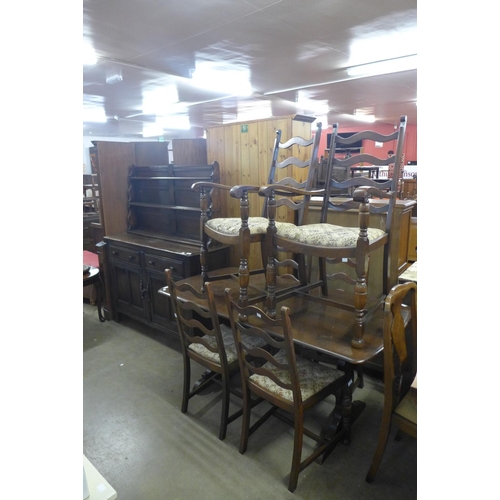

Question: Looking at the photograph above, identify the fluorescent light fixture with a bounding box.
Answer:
[352,114,376,123]
[234,100,272,122]
[296,91,330,116]
[142,87,179,115]
[83,45,98,66]
[83,106,107,123]
[190,62,253,96]
[156,115,191,130]
[347,55,417,78]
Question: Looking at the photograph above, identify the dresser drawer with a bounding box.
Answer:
[109,245,141,265]
[144,253,184,277]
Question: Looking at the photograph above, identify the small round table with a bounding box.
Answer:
[83,266,105,322]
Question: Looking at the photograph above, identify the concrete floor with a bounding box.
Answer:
[83,302,417,500]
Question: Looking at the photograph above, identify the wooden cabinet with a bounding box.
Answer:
[104,234,228,333]
[127,164,216,243]
[401,178,417,199]
[102,161,229,334]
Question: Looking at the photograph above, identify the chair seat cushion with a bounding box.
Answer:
[250,349,344,402]
[394,389,417,424]
[189,324,266,365]
[206,217,270,236]
[274,222,386,247]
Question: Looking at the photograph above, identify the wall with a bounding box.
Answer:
[316,122,418,164]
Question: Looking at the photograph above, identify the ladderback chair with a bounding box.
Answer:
[259,116,407,348]
[366,281,417,483]
[191,123,323,311]
[225,289,351,493]
[165,269,265,440]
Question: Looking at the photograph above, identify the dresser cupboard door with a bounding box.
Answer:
[110,260,146,320]
[145,269,176,330]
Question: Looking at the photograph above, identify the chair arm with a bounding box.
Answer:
[229,184,261,199]
[258,184,326,198]
[191,181,232,192]
[352,186,390,203]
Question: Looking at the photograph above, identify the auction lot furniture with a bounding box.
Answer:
[102,163,229,334]
[226,292,351,492]
[159,273,391,487]
[192,123,322,311]
[165,270,265,440]
[259,116,408,348]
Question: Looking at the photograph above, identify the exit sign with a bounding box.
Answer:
[241,124,248,133]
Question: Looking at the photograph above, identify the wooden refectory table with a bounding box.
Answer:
[158,270,385,447]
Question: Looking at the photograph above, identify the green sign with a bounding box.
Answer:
[241,124,248,133]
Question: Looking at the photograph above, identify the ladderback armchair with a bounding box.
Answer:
[192,123,323,310]
[259,116,408,348]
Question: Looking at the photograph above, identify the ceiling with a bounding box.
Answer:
[83,0,417,140]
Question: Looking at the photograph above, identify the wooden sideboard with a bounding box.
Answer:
[103,233,228,333]
[101,162,230,334]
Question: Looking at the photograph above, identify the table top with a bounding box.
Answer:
[84,266,100,284]
[159,272,384,365]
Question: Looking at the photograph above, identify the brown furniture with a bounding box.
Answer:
[102,163,229,333]
[90,139,208,239]
[165,270,265,440]
[259,116,408,348]
[226,292,351,493]
[401,177,417,199]
[366,282,417,483]
[163,274,386,366]
[192,123,323,310]
[350,166,380,178]
[160,274,387,447]
[205,114,318,271]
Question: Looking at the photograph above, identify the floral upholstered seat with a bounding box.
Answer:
[192,123,323,311]
[227,296,351,493]
[274,222,386,247]
[205,216,269,236]
[258,116,408,349]
[250,349,345,402]
[189,324,266,365]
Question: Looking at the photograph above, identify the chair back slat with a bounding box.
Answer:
[226,291,302,406]
[166,269,229,365]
